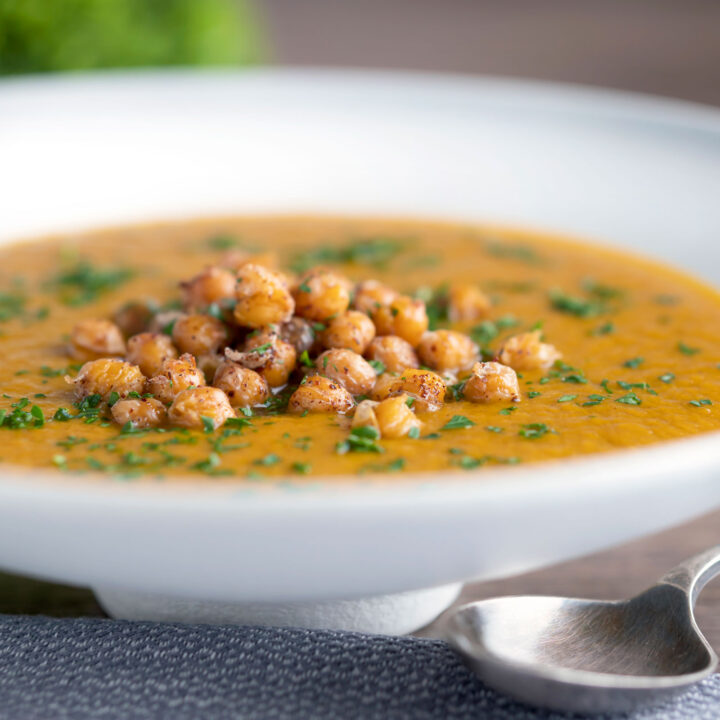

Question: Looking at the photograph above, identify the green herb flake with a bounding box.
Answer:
[291,461,312,474]
[519,423,553,439]
[590,322,615,336]
[659,373,675,384]
[616,392,642,406]
[548,288,604,318]
[369,359,386,375]
[51,261,134,306]
[200,416,216,433]
[623,357,644,369]
[527,391,542,399]
[557,394,577,403]
[336,426,384,454]
[677,342,700,356]
[441,415,476,431]
[486,426,504,433]
[299,350,313,368]
[689,399,713,407]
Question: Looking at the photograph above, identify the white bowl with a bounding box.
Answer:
[2,69,720,633]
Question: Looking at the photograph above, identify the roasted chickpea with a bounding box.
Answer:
[322,310,375,354]
[181,266,237,311]
[234,263,295,329]
[69,319,125,359]
[111,397,167,429]
[243,328,297,388]
[365,335,419,373]
[68,359,145,401]
[146,353,206,405]
[172,313,228,357]
[498,330,561,371]
[417,330,478,373]
[113,300,156,337]
[351,399,380,433]
[168,386,235,430]
[315,349,376,396]
[353,280,398,315]
[448,283,491,323]
[371,368,445,411]
[213,361,270,408]
[371,295,428,347]
[293,268,351,322]
[463,361,521,404]
[126,332,178,377]
[279,317,316,355]
[288,374,355,415]
[374,394,422,439]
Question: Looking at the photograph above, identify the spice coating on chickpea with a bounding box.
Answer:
[172,313,228,357]
[68,359,145,401]
[448,283,492,323]
[243,328,297,388]
[293,268,351,322]
[234,263,295,329]
[168,386,235,430]
[279,317,316,355]
[417,330,478,373]
[366,335,419,373]
[371,368,446,411]
[213,361,270,408]
[146,353,206,406]
[111,397,167,429]
[126,332,178,378]
[371,295,429,347]
[463,361,521,404]
[498,330,561,371]
[321,310,376,354]
[315,348,376,396]
[288,374,355,414]
[374,395,422,439]
[70,319,126,359]
[181,266,237,311]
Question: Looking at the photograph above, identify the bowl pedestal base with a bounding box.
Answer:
[93,582,461,636]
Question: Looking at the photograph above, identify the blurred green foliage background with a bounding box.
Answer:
[0,0,264,75]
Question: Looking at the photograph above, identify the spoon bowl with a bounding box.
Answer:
[445,547,720,713]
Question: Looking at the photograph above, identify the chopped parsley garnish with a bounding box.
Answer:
[659,373,675,384]
[441,415,476,431]
[200,416,216,433]
[51,261,134,306]
[408,426,421,439]
[600,379,614,394]
[486,426,504,433]
[557,394,577,403]
[519,423,553,439]
[470,316,519,349]
[336,426,384,454]
[0,398,45,429]
[290,237,405,273]
[486,240,543,264]
[206,234,240,250]
[499,407,517,415]
[616,392,642,406]
[291,461,312,474]
[582,394,608,407]
[590,322,615,336]
[299,350,314,367]
[689,399,712,407]
[254,453,281,466]
[623,357,644,369]
[548,288,604,318]
[369,359,386,374]
[677,342,700,356]
[527,391,542,399]
[582,279,624,299]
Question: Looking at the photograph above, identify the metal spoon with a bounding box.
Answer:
[443,546,720,714]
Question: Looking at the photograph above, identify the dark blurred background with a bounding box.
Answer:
[2,0,720,106]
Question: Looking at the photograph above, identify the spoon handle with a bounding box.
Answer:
[659,545,720,606]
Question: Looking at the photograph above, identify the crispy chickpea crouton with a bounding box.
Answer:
[111,397,167,428]
[322,311,376,354]
[293,268,351,322]
[70,319,126,359]
[172,313,228,357]
[374,394,422,438]
[353,280,398,315]
[146,353,206,405]
[288,374,355,414]
[498,330,561,371]
[315,349,376,396]
[126,332,178,377]
[366,335,419,373]
[168,386,235,430]
[371,368,446,411]
[371,295,429,347]
[417,330,478,373]
[448,283,491,323]
[213,362,270,408]
[234,263,295,329]
[463,361,521,403]
[181,266,237,311]
[68,359,145,401]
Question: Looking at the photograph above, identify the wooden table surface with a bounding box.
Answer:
[2,0,720,651]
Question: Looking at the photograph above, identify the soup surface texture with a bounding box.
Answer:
[1,216,719,483]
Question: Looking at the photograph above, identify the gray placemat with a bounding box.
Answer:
[0,614,718,720]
